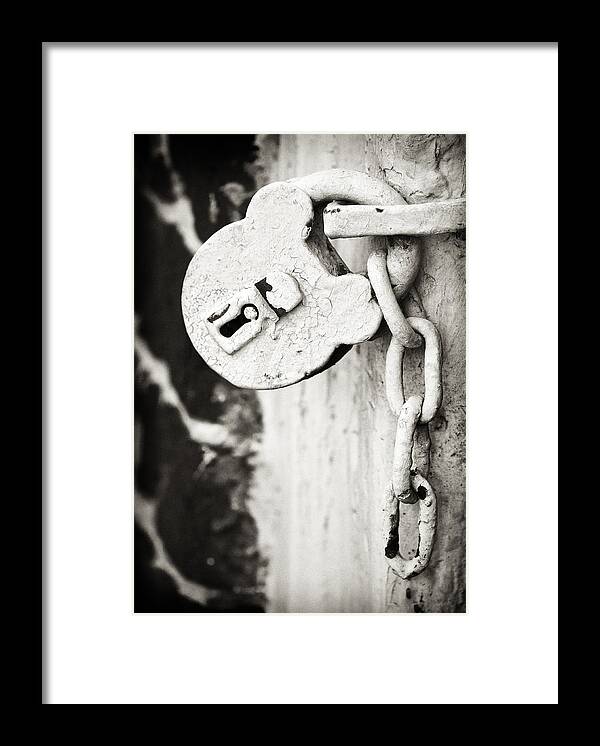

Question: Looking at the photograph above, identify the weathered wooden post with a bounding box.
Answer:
[251,134,466,613]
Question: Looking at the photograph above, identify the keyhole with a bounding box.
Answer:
[219,304,259,338]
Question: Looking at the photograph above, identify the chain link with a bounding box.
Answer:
[291,168,445,581]
[367,249,422,349]
[385,317,443,423]
[377,265,443,580]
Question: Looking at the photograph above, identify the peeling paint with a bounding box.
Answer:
[250,134,465,613]
[181,179,383,389]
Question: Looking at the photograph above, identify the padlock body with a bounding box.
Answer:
[181,182,382,389]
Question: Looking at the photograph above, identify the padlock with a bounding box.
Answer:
[203,271,302,355]
[181,181,383,389]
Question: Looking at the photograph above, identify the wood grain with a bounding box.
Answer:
[251,134,466,613]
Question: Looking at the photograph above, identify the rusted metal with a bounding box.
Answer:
[291,169,422,298]
[391,395,423,504]
[385,337,406,416]
[380,278,443,578]
[182,169,433,387]
[287,169,444,580]
[383,473,437,580]
[323,198,466,238]
[290,169,406,206]
[384,320,441,575]
[368,250,422,349]
[204,271,303,355]
[411,424,431,480]
[182,181,383,389]
[385,317,443,424]
[182,166,447,582]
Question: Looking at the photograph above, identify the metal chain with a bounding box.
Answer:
[291,170,423,350]
[368,260,443,580]
[367,249,422,349]
[291,169,445,580]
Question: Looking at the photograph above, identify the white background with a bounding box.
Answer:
[45,43,558,704]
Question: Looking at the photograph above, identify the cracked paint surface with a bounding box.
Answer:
[182,181,382,389]
[135,133,465,613]
[250,135,466,613]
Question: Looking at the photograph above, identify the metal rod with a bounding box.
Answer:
[323,198,466,238]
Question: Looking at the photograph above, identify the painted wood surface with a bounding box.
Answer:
[251,134,466,613]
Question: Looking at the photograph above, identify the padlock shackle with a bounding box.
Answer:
[290,169,421,309]
[290,169,407,206]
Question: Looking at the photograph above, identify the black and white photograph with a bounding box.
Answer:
[135,133,466,613]
[43,43,558,704]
